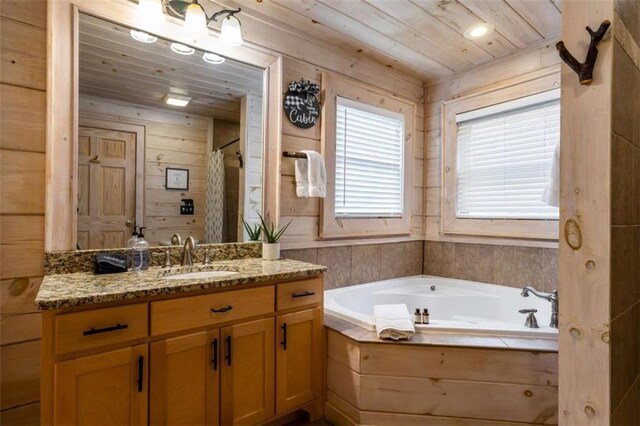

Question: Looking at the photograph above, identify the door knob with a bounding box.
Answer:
[125,220,133,227]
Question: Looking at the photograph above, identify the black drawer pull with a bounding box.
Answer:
[137,355,144,393]
[292,291,315,298]
[211,338,218,371]
[211,305,233,313]
[225,335,232,367]
[281,323,287,350]
[82,323,128,336]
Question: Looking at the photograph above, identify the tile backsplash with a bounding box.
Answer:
[424,241,558,292]
[282,241,423,290]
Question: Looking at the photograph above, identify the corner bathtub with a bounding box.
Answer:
[325,275,558,339]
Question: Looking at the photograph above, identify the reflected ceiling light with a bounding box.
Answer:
[463,22,494,39]
[130,29,158,44]
[219,14,243,46]
[203,52,225,65]
[163,93,191,107]
[170,42,195,55]
[164,1,243,46]
[136,0,165,28]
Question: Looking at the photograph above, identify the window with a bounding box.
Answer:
[456,90,560,220]
[441,75,560,240]
[320,72,415,239]
[335,97,405,218]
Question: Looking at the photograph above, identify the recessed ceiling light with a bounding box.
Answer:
[170,42,195,55]
[202,52,225,65]
[130,29,157,43]
[463,23,495,40]
[163,93,191,107]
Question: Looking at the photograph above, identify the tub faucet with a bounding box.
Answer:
[181,236,196,266]
[521,286,558,328]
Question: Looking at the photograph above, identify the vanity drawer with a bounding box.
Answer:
[151,285,275,335]
[55,303,148,355]
[277,277,323,311]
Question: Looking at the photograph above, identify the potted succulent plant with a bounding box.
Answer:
[258,213,292,261]
[241,216,262,242]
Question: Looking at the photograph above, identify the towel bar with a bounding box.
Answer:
[282,151,307,159]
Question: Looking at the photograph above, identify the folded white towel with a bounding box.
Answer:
[373,304,415,341]
[295,150,326,198]
[542,143,560,207]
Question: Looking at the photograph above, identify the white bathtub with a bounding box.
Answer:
[325,275,558,339]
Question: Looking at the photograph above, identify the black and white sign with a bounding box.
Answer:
[284,79,320,129]
[165,167,189,190]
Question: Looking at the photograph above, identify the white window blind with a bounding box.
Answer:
[335,97,404,218]
[456,89,560,220]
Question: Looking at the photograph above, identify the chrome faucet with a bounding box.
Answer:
[521,286,558,328]
[181,236,196,266]
[171,233,182,246]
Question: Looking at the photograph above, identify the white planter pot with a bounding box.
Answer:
[262,243,280,261]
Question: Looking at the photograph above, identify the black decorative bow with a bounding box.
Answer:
[288,79,319,96]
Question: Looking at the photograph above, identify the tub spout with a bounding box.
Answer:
[520,286,558,328]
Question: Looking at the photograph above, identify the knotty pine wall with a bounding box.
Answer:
[0,0,47,423]
[79,96,210,245]
[279,56,425,248]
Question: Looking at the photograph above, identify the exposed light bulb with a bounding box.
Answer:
[219,15,243,46]
[130,29,158,44]
[463,23,494,40]
[170,42,195,55]
[203,52,225,64]
[136,0,165,29]
[184,2,208,36]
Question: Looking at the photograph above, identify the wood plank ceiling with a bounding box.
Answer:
[78,13,263,120]
[209,0,562,82]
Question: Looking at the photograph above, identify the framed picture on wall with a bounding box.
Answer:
[165,167,189,190]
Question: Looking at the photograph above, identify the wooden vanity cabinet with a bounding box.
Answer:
[53,344,148,425]
[42,275,324,426]
[150,330,220,425]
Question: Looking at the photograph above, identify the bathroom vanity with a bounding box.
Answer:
[36,258,326,425]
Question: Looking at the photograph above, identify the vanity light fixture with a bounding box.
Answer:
[170,42,195,55]
[463,22,495,40]
[130,29,158,43]
[202,52,225,65]
[163,93,191,107]
[164,1,244,46]
[136,0,165,28]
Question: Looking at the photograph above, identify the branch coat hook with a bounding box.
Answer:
[556,20,610,85]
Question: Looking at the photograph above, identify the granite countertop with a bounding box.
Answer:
[36,258,327,310]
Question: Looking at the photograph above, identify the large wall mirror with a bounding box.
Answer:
[75,13,265,249]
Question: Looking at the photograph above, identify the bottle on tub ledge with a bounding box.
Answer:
[132,227,150,272]
[414,308,422,324]
[422,308,430,325]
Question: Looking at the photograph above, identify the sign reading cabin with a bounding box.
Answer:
[284,79,320,129]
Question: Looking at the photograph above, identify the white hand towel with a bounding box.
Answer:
[374,304,415,341]
[542,143,560,207]
[294,150,326,198]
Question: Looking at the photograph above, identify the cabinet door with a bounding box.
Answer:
[275,308,323,414]
[221,318,275,425]
[53,344,148,425]
[150,330,220,425]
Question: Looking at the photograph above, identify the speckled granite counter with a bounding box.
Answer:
[36,258,326,310]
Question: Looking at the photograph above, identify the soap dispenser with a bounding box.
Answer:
[132,227,150,272]
[126,226,139,269]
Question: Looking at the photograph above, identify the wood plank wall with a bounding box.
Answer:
[279,56,425,249]
[79,96,210,245]
[424,41,561,244]
[0,0,47,423]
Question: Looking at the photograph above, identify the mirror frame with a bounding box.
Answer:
[46,0,283,251]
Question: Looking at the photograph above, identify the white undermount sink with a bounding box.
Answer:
[162,271,239,280]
